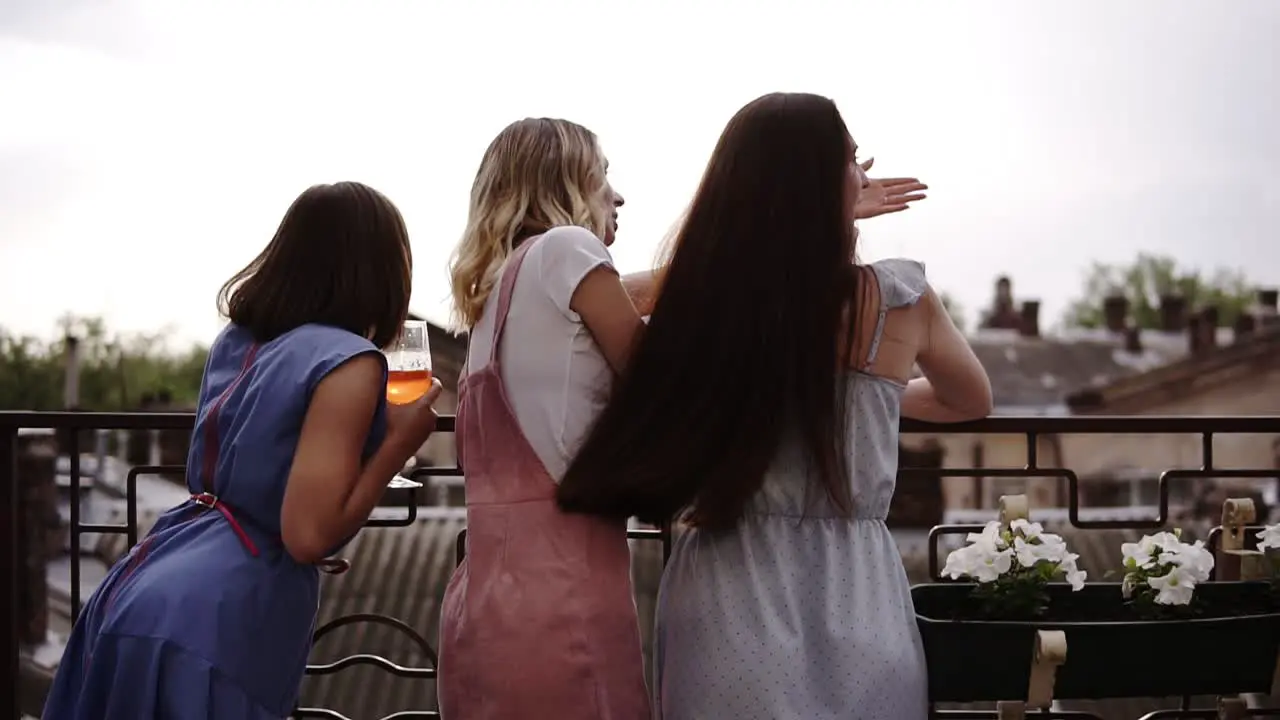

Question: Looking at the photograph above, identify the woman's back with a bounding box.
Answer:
[750,258,925,520]
[45,322,387,718]
[464,225,615,480]
[652,258,931,720]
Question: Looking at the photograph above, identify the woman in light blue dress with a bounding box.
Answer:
[43,182,443,719]
[558,92,994,719]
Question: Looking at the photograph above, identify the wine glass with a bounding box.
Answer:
[385,319,433,406]
[383,319,432,491]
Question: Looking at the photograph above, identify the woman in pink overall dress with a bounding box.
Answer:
[438,118,651,719]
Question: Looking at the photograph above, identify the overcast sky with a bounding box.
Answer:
[1,0,1277,347]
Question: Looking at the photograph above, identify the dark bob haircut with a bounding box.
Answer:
[218,181,413,349]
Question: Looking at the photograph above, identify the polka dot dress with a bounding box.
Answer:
[652,259,931,720]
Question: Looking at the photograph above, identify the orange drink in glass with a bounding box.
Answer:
[385,319,433,405]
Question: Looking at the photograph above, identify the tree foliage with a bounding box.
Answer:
[1063,253,1255,330]
[0,315,209,411]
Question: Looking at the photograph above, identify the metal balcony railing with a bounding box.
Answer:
[3,411,1280,720]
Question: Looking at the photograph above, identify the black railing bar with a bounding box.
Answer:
[926,523,985,578]
[901,416,1280,434]
[899,468,1086,478]
[1026,431,1038,469]
[1136,709,1279,719]
[0,412,457,433]
[1203,431,1215,471]
[931,707,1100,712]
[421,467,463,477]
[310,613,438,665]
[3,412,1280,435]
[68,432,83,618]
[294,710,440,720]
[2,428,19,720]
[304,654,435,677]
[124,466,178,549]
[365,507,418,528]
[78,523,130,535]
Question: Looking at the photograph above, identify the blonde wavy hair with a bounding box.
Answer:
[449,117,610,330]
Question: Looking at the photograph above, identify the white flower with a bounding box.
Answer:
[1167,539,1214,582]
[1010,519,1045,540]
[1121,541,1155,570]
[1144,531,1182,553]
[943,539,1013,583]
[942,545,978,579]
[1148,565,1197,606]
[966,521,1008,550]
[1059,552,1087,591]
[1258,524,1280,552]
[1014,536,1066,568]
[945,519,1083,591]
[1035,533,1070,562]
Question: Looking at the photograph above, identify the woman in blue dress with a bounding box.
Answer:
[42,181,444,719]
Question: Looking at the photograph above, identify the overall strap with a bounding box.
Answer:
[488,235,543,365]
[193,343,261,556]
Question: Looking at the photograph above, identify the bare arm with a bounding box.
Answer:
[620,268,664,317]
[906,286,993,422]
[279,354,429,563]
[573,267,646,374]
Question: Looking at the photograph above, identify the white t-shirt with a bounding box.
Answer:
[466,225,616,482]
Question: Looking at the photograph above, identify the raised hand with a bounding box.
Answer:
[855,157,928,220]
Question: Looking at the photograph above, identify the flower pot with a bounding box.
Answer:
[912,581,1280,702]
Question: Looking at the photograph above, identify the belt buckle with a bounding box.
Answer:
[192,492,219,509]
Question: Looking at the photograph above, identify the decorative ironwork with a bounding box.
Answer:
[3,412,1280,719]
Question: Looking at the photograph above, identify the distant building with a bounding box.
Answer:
[901,277,1280,513]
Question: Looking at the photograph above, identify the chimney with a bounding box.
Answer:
[1159,294,1187,333]
[1201,306,1219,350]
[1259,289,1279,314]
[1103,294,1129,333]
[1234,313,1257,342]
[1123,327,1143,354]
[63,334,81,410]
[1188,314,1203,353]
[995,276,1013,309]
[1019,300,1041,338]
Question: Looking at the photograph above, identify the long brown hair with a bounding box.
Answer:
[218,181,413,349]
[557,92,864,531]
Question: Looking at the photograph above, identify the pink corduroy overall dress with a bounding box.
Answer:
[437,235,651,720]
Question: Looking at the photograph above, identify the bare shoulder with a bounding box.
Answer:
[310,353,385,412]
[535,225,611,259]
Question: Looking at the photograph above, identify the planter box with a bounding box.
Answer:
[913,581,1280,701]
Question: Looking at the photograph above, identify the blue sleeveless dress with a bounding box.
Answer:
[43,323,387,720]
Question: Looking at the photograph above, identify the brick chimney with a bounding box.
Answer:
[1201,306,1219,350]
[1123,326,1143,353]
[1159,294,1187,332]
[1259,289,1279,314]
[1103,294,1129,333]
[1234,313,1257,342]
[981,276,1022,331]
[1019,300,1041,338]
[1189,306,1219,353]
